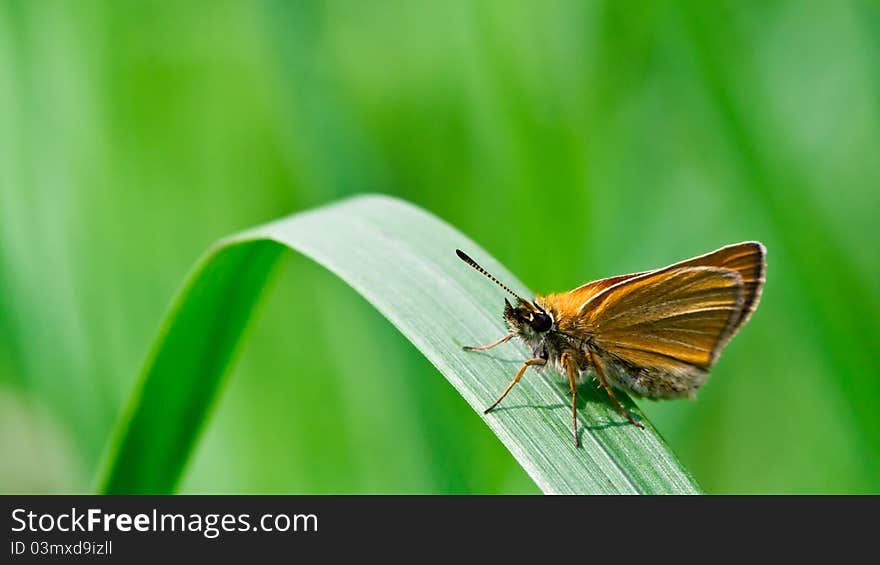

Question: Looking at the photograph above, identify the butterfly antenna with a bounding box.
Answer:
[456,249,528,304]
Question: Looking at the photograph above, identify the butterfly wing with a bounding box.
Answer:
[660,241,766,339]
[557,241,764,340]
[540,242,765,399]
[575,266,748,399]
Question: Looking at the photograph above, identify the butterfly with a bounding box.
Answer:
[458,242,766,446]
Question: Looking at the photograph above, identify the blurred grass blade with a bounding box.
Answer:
[97,194,701,494]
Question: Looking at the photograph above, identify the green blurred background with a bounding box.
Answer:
[1,1,878,494]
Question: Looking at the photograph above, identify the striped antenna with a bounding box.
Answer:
[456,249,528,304]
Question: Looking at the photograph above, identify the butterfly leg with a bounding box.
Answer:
[588,349,645,429]
[484,357,545,414]
[463,332,515,351]
[560,352,580,447]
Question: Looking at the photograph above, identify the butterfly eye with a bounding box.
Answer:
[530,312,552,332]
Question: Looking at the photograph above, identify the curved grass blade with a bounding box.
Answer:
[96,194,701,494]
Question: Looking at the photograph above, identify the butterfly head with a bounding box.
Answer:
[504,298,553,334]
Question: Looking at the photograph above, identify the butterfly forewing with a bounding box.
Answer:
[581,267,746,369]
[659,241,765,335]
[562,242,763,334]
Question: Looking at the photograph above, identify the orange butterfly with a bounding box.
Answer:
[458,242,766,446]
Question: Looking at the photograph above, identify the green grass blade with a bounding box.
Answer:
[97,194,701,494]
